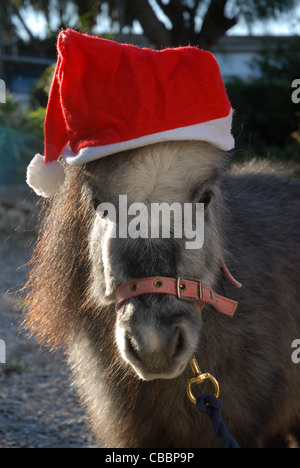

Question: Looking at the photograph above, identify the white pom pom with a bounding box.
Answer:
[26,154,66,198]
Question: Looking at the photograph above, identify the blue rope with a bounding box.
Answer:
[196,394,239,448]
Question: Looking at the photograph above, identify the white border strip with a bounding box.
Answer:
[62,110,234,166]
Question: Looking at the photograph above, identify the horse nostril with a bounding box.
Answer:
[172,327,186,360]
[125,334,141,363]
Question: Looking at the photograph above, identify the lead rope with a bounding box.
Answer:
[187,357,239,448]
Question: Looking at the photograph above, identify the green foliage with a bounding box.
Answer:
[291,113,300,145]
[252,36,300,81]
[23,106,46,140]
[31,64,55,107]
[227,78,300,161]
[227,38,300,162]
[0,94,45,184]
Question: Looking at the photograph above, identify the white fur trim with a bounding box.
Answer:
[26,154,65,198]
[62,111,234,166]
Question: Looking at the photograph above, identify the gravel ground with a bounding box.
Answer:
[0,232,97,448]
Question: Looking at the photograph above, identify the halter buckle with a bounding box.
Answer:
[177,277,203,302]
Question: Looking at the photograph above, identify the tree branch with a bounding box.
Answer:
[128,0,172,48]
[198,0,237,48]
[156,0,185,29]
[12,6,36,41]
[155,0,200,45]
[128,0,237,49]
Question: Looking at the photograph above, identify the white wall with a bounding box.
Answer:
[214,51,261,81]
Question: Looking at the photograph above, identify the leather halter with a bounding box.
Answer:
[115,261,242,317]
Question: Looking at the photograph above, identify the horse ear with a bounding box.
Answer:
[26,154,65,198]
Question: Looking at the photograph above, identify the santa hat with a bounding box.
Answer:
[27,28,234,198]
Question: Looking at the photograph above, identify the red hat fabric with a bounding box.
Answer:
[27,28,234,197]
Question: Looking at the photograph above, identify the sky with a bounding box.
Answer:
[228,8,300,36]
[16,3,300,42]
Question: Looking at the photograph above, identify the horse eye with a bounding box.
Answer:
[98,209,108,219]
[199,190,213,210]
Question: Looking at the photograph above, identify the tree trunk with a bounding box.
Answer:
[127,0,237,49]
[128,0,173,48]
[197,0,237,48]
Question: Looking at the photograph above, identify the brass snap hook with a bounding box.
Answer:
[187,357,220,405]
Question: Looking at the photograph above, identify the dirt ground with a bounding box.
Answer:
[0,232,97,448]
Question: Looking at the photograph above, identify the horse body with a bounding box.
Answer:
[25,142,300,447]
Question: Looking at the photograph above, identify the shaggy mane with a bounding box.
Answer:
[23,167,93,349]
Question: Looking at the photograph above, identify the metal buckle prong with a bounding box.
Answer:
[177,277,203,302]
